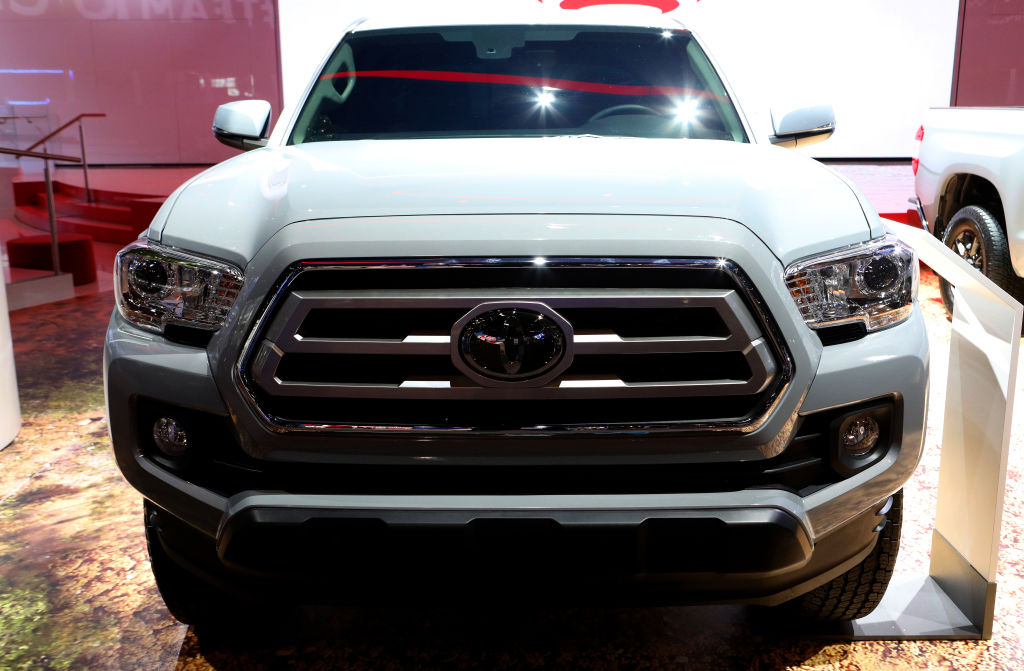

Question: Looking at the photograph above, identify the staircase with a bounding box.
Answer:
[12,177,163,245]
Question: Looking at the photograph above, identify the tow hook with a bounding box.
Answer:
[873,495,895,533]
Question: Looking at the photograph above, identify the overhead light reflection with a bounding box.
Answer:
[675,98,701,124]
[534,88,556,108]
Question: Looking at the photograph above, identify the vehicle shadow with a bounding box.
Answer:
[180,602,850,670]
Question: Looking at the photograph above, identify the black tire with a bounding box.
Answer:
[793,490,902,622]
[938,205,1022,316]
[144,501,242,627]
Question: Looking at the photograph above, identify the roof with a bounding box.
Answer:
[350,0,689,34]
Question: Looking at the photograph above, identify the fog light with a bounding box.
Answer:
[841,416,880,457]
[828,403,892,478]
[153,417,189,457]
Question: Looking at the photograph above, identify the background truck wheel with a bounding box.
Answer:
[144,501,242,628]
[939,205,1023,316]
[793,490,902,622]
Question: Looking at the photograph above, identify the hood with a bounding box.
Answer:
[154,137,875,268]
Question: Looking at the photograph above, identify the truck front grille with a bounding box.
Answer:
[238,259,792,433]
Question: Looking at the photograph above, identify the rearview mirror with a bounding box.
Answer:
[770,103,835,149]
[213,100,271,151]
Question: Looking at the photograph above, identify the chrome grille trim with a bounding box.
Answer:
[251,340,776,399]
[234,258,794,435]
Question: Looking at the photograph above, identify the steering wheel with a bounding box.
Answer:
[588,104,661,122]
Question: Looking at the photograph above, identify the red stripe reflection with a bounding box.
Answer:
[319,70,725,101]
[556,0,681,12]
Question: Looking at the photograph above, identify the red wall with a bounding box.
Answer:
[953,0,1024,106]
[0,0,282,165]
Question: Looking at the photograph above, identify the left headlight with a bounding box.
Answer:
[115,239,243,334]
[785,234,917,332]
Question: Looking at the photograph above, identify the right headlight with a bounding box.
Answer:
[115,239,243,334]
[784,235,918,332]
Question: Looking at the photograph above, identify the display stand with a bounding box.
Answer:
[826,221,1022,640]
[1,279,21,450]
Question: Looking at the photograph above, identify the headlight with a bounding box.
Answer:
[115,239,243,333]
[785,235,917,332]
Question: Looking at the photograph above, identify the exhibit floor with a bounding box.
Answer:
[1,271,1024,670]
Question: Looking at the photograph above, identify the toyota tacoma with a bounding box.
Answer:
[104,8,927,625]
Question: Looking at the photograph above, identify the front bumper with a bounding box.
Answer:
[147,484,894,606]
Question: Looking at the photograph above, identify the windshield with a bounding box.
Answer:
[289,25,748,144]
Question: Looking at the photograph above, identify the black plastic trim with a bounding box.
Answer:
[143,493,891,607]
[215,504,812,576]
[816,322,867,346]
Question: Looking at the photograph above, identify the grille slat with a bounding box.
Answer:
[240,260,789,432]
[257,344,768,399]
[282,333,738,356]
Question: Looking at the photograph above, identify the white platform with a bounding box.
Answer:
[0,275,20,449]
[4,272,75,311]
[822,576,979,640]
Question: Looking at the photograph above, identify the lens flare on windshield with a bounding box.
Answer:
[675,98,701,124]
[534,88,557,108]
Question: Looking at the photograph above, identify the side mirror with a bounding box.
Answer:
[769,103,835,149]
[213,100,272,151]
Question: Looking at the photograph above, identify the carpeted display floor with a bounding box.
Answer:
[3,272,1024,670]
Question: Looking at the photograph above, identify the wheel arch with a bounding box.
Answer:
[936,173,1005,239]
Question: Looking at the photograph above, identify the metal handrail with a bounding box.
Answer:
[24,112,105,203]
[0,146,81,162]
[0,146,84,277]
[24,113,105,152]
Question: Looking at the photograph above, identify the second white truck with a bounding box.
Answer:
[913,107,1024,309]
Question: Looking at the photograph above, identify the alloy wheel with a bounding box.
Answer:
[949,224,985,271]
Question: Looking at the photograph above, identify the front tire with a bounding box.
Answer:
[793,490,902,622]
[938,205,1021,315]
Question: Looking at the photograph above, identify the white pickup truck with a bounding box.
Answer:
[105,6,928,627]
[913,107,1024,309]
